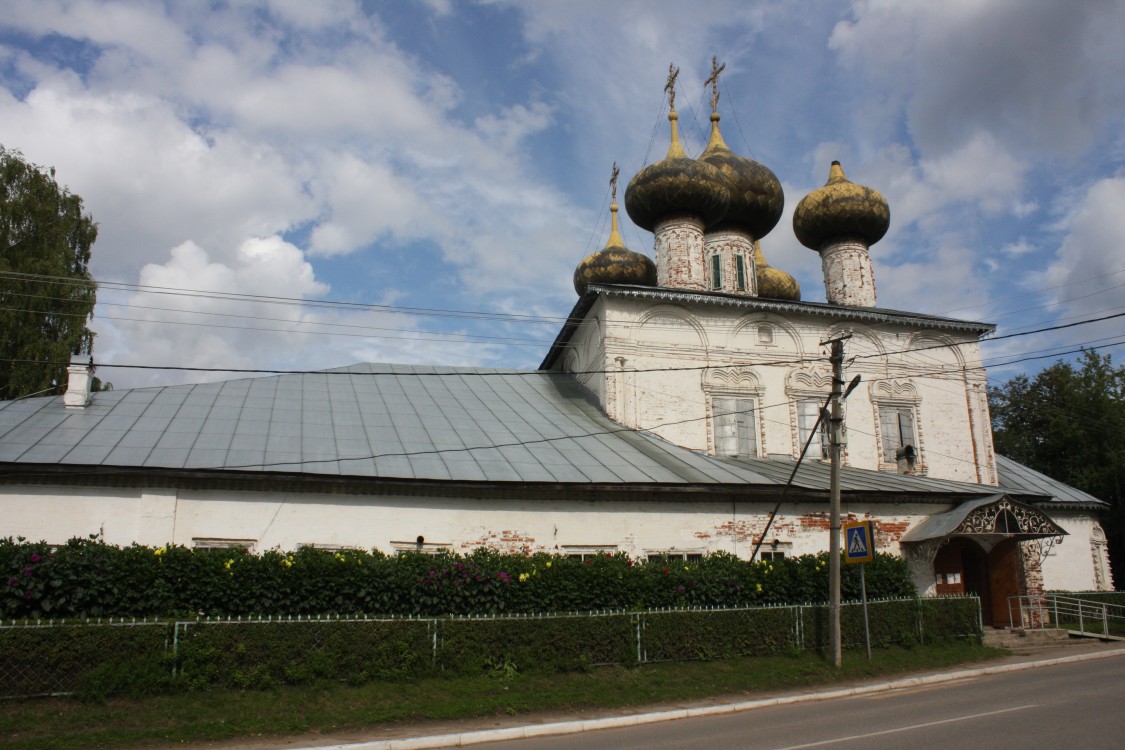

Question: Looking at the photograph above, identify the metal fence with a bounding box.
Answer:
[0,597,981,699]
[1009,594,1125,640]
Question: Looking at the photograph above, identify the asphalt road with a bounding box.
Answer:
[468,655,1125,750]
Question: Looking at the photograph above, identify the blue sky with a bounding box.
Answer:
[1,0,1123,390]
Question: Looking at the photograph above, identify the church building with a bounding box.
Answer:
[0,64,1113,626]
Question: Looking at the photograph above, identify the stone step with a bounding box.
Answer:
[982,628,1071,648]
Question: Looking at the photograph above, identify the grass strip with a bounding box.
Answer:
[1,642,1004,750]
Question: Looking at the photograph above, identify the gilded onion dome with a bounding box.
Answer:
[574,167,657,295]
[793,161,890,250]
[624,67,729,231]
[754,241,801,300]
[699,112,784,239]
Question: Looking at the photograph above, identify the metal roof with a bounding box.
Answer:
[0,364,779,486]
[995,454,1108,509]
[0,364,1079,505]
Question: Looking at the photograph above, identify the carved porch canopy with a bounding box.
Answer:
[900,494,1066,547]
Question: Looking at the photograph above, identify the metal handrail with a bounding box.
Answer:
[1010,594,1125,639]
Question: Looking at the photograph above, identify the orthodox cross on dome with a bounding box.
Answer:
[610,161,620,203]
[705,56,726,114]
[665,63,680,113]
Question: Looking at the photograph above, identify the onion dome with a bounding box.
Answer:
[753,241,801,300]
[699,112,784,239]
[793,161,890,250]
[624,109,730,231]
[574,193,657,295]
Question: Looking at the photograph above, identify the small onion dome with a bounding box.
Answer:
[574,200,657,295]
[793,161,890,250]
[753,241,801,301]
[624,110,730,231]
[699,113,784,239]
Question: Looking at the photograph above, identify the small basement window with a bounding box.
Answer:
[562,545,618,561]
[192,537,256,552]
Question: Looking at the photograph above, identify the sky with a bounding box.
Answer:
[1,0,1123,392]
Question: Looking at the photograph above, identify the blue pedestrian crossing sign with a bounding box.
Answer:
[844,520,875,564]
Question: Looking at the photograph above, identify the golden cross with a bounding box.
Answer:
[610,162,620,203]
[664,63,680,112]
[705,56,726,113]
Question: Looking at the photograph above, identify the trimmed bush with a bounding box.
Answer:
[1,537,915,619]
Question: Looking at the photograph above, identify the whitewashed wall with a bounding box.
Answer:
[0,484,933,560]
[562,295,998,486]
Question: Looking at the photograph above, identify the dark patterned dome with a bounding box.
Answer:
[624,111,729,231]
[699,113,784,239]
[574,199,657,295]
[754,241,801,301]
[793,161,890,250]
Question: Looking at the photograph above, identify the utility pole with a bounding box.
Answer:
[825,335,849,668]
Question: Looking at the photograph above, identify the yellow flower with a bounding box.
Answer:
[283,559,293,568]
[154,546,166,557]
[518,572,530,582]
[224,559,234,570]
[756,583,763,592]
[545,561,551,568]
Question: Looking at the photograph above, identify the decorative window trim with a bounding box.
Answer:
[710,254,722,290]
[870,380,925,475]
[735,255,747,292]
[786,368,834,462]
[704,368,766,459]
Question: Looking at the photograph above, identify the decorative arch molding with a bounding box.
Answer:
[703,367,763,393]
[786,367,833,392]
[905,331,967,370]
[824,323,887,360]
[870,379,920,403]
[728,314,804,357]
[635,305,708,348]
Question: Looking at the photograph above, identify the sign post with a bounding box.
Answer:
[844,520,876,660]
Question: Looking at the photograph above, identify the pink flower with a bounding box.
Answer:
[30,553,41,563]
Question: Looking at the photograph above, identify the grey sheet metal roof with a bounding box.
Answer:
[727,455,1012,497]
[0,364,779,486]
[0,364,1077,504]
[995,454,1109,509]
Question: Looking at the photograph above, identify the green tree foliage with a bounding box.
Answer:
[990,350,1125,585]
[0,145,98,400]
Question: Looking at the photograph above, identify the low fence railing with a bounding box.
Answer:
[1009,594,1125,639]
[0,596,981,699]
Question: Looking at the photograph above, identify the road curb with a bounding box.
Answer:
[312,647,1125,750]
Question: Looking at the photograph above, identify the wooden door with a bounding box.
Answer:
[987,539,1023,627]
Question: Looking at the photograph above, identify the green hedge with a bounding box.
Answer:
[642,607,800,661]
[1,537,915,619]
[177,619,434,690]
[0,597,981,699]
[437,614,636,674]
[0,621,171,698]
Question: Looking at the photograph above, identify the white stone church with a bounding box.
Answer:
[0,69,1113,625]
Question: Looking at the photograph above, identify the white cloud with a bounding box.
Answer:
[830,0,1125,159]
